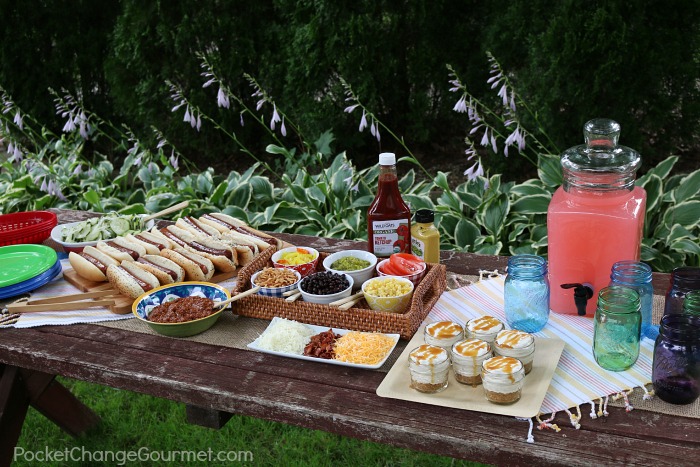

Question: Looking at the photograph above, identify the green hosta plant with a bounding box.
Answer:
[636,156,700,271]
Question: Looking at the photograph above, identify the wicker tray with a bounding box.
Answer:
[231,247,447,339]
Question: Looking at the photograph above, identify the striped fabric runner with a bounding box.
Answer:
[430,275,653,415]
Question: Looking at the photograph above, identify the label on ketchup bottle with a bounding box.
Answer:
[371,219,410,256]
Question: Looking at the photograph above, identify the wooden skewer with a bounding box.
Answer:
[285,291,302,302]
[214,286,261,309]
[7,299,117,314]
[338,297,364,311]
[141,200,190,223]
[26,290,119,305]
[282,288,300,297]
[329,291,364,307]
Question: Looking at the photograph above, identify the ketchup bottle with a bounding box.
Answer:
[367,152,412,257]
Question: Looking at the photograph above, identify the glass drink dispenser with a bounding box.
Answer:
[547,119,646,316]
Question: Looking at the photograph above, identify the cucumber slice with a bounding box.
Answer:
[110,218,131,235]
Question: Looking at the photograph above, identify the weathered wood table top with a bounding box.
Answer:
[1,209,697,467]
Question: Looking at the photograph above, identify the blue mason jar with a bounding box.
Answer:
[504,255,550,332]
[652,314,700,405]
[610,261,656,340]
[664,267,700,316]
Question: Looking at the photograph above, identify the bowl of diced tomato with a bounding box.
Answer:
[376,253,427,286]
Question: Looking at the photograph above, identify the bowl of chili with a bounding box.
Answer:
[132,281,231,337]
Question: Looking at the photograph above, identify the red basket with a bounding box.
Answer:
[0,211,58,246]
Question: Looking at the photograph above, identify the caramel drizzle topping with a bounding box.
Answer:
[410,344,446,364]
[426,321,463,339]
[496,330,531,349]
[483,356,521,373]
[469,316,502,332]
[454,339,489,357]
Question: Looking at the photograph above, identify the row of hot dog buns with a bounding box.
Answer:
[68,213,278,299]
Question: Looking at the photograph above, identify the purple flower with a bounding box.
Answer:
[217,86,230,108]
[13,110,22,130]
[270,104,281,131]
[358,110,368,132]
[72,165,82,176]
[256,99,265,111]
[62,117,76,133]
[169,154,179,170]
[453,95,468,113]
[344,104,360,113]
[240,112,245,127]
[463,158,484,180]
[280,117,287,137]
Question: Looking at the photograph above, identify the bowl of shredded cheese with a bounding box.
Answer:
[362,276,414,313]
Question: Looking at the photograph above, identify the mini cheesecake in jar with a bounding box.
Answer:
[424,321,464,355]
[408,344,450,393]
[481,356,525,404]
[451,338,492,386]
[466,316,504,343]
[493,329,535,374]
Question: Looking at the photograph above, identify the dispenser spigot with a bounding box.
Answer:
[561,283,594,316]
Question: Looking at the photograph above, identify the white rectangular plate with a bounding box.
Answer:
[247,317,400,370]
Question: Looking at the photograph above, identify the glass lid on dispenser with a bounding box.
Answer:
[560,118,641,191]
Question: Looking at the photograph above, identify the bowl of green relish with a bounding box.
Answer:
[323,250,378,290]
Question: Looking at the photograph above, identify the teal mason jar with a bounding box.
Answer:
[593,286,642,371]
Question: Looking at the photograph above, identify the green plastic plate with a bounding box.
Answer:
[0,244,58,288]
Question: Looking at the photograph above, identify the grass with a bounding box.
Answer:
[14,377,487,466]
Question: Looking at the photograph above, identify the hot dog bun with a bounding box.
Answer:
[156,225,237,272]
[215,234,258,266]
[198,213,276,250]
[124,232,167,255]
[132,255,185,285]
[175,216,220,237]
[68,246,119,282]
[106,261,160,299]
[160,248,215,281]
[96,237,146,262]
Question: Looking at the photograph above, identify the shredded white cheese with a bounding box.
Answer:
[256,318,315,355]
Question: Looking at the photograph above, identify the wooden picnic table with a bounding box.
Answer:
[1,209,698,466]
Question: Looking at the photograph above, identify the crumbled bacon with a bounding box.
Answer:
[303,329,341,360]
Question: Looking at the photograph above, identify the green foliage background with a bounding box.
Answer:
[1,0,698,176]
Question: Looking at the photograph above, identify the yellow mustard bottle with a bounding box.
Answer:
[411,209,440,263]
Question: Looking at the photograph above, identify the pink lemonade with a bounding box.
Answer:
[548,185,646,315]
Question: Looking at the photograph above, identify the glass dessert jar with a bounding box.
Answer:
[593,286,642,371]
[408,344,450,393]
[451,338,492,386]
[664,267,700,316]
[504,254,550,332]
[652,314,700,405]
[609,260,656,340]
[481,356,525,404]
[493,329,536,375]
[466,316,504,344]
[424,321,464,355]
[548,119,646,317]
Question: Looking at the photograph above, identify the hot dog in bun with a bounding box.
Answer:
[96,237,146,262]
[131,254,185,285]
[68,246,119,282]
[156,225,237,272]
[106,261,160,299]
[198,213,277,250]
[160,248,215,281]
[125,231,171,254]
[175,216,220,237]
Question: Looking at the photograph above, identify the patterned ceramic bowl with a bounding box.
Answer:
[376,259,427,286]
[251,269,302,298]
[362,276,414,313]
[132,282,230,337]
[271,246,319,278]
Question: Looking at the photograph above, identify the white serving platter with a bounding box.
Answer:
[247,316,400,370]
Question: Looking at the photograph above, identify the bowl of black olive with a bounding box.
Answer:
[298,271,354,305]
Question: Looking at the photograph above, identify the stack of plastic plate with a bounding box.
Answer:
[0,244,62,299]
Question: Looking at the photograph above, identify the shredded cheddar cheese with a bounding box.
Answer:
[333,331,397,365]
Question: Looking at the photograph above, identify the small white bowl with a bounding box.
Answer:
[322,250,377,289]
[271,246,320,278]
[299,272,354,305]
